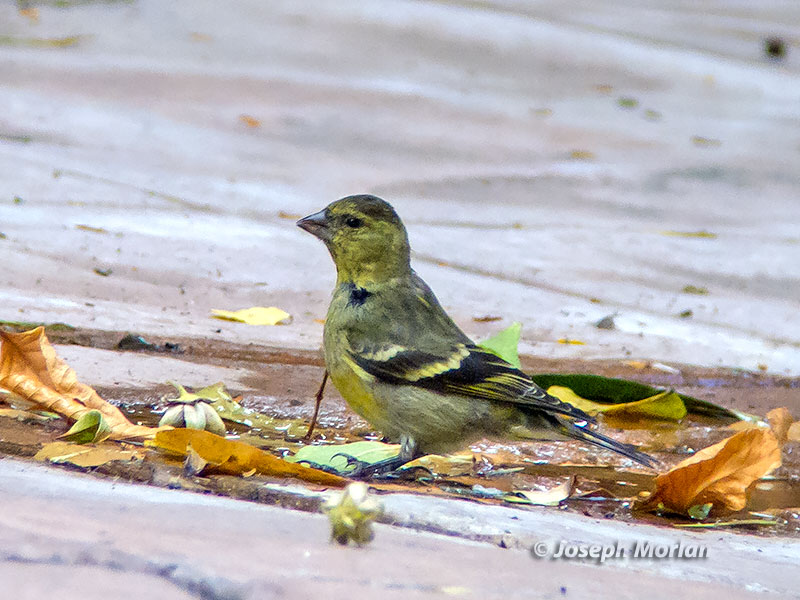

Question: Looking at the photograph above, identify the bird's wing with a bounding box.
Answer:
[347,341,595,424]
[342,271,594,423]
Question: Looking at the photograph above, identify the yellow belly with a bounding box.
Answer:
[327,354,391,430]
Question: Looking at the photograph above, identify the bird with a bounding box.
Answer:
[297,194,655,472]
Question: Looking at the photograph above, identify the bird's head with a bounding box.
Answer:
[297,194,411,287]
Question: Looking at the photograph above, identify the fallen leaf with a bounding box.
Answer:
[530,373,744,422]
[0,327,160,439]
[288,441,400,473]
[660,230,717,239]
[570,150,595,160]
[189,32,213,42]
[643,109,662,121]
[58,409,111,444]
[639,428,781,515]
[673,518,778,529]
[623,360,649,370]
[183,443,209,476]
[472,315,502,323]
[557,338,585,345]
[687,502,713,520]
[0,407,58,422]
[787,422,800,442]
[0,320,75,332]
[478,322,522,368]
[278,210,301,220]
[505,476,575,506]
[547,386,687,422]
[401,451,475,477]
[766,407,793,444]
[682,285,709,295]
[34,441,141,468]
[239,115,261,128]
[692,136,721,147]
[210,307,291,325]
[149,429,347,487]
[19,7,39,22]
[75,224,108,234]
[0,35,84,48]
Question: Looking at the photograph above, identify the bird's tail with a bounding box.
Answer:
[558,417,657,468]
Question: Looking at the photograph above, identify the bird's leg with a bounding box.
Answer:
[304,369,328,440]
[334,435,420,479]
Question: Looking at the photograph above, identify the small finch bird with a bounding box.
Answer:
[298,194,654,471]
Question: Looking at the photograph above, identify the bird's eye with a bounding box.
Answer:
[345,216,363,228]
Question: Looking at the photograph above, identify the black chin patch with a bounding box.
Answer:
[347,284,371,307]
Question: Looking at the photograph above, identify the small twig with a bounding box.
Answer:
[304,369,328,439]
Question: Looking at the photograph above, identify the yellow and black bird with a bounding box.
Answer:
[298,195,654,472]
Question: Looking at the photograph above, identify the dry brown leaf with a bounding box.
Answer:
[787,422,800,443]
[34,441,141,468]
[0,327,159,439]
[766,407,793,444]
[640,428,781,515]
[149,428,347,487]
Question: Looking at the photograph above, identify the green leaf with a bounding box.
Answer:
[687,503,713,520]
[477,324,748,423]
[530,373,745,422]
[478,322,522,368]
[546,386,687,422]
[288,441,400,473]
[674,518,777,529]
[58,409,111,444]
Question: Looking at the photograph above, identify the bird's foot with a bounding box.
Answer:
[330,452,414,480]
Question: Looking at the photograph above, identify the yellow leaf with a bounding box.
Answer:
[623,360,649,370]
[148,429,347,487]
[639,428,781,515]
[660,230,717,239]
[34,441,141,468]
[570,150,595,160]
[210,307,291,326]
[0,328,160,439]
[239,115,261,128]
[546,386,687,421]
[557,338,585,345]
[402,451,474,477]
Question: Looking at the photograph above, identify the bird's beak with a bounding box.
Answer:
[297,209,331,241]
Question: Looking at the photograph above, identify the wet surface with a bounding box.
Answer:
[1,2,800,596]
[2,325,798,538]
